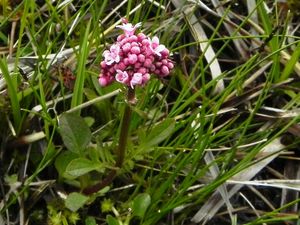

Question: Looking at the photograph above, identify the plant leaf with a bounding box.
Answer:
[139,118,175,151]
[65,192,89,212]
[132,193,151,219]
[85,216,97,225]
[59,113,92,153]
[55,151,78,179]
[106,215,120,225]
[0,58,21,129]
[65,158,103,177]
[71,19,91,114]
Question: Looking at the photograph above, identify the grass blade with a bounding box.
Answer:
[71,19,91,114]
[0,57,21,132]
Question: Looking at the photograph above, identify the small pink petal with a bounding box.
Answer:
[116,22,142,36]
[115,70,129,84]
[152,36,159,45]
[130,73,143,88]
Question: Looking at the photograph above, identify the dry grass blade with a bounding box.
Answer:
[204,151,234,222]
[281,160,300,213]
[246,0,260,50]
[0,48,76,91]
[210,0,248,59]
[227,180,300,192]
[172,0,224,93]
[191,138,285,223]
[226,61,272,100]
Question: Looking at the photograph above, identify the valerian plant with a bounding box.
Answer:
[56,19,174,200]
[83,19,174,194]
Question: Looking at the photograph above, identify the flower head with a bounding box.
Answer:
[99,19,173,89]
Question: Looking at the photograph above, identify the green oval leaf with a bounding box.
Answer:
[65,158,103,177]
[55,151,78,179]
[65,192,89,212]
[132,193,151,219]
[85,216,97,225]
[106,215,120,225]
[59,113,92,153]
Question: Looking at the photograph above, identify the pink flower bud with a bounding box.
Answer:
[162,59,168,65]
[117,34,125,42]
[150,65,155,71]
[149,56,154,61]
[109,67,115,74]
[167,62,174,69]
[138,54,145,62]
[155,69,160,75]
[122,18,128,24]
[144,48,153,56]
[117,62,126,71]
[131,46,141,54]
[144,58,152,67]
[129,35,138,42]
[142,73,151,83]
[155,62,162,67]
[124,58,129,66]
[128,54,138,64]
[120,37,130,45]
[122,43,131,52]
[151,36,159,47]
[134,62,142,69]
[100,61,107,69]
[138,67,147,74]
[142,39,150,46]
[161,65,169,75]
[161,48,170,56]
[99,76,109,86]
[137,33,147,41]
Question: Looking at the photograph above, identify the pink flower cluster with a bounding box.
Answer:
[99,19,174,88]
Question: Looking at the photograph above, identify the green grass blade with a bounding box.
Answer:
[71,19,91,114]
[280,40,300,81]
[0,58,21,131]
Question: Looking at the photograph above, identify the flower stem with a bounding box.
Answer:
[83,88,135,195]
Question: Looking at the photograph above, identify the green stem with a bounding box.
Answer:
[83,88,135,195]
